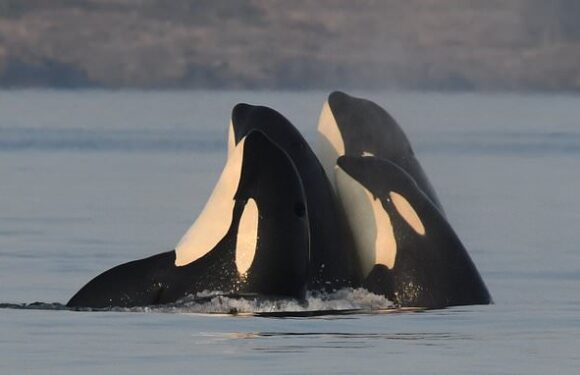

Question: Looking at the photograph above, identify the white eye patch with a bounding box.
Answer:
[390,192,426,236]
[235,198,259,275]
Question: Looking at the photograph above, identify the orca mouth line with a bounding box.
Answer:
[0,288,404,317]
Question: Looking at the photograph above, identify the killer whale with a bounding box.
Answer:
[335,155,492,308]
[68,131,309,308]
[66,94,492,310]
[317,91,444,211]
[228,103,357,290]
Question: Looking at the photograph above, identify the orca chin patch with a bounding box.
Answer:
[335,165,397,276]
[317,100,345,187]
[227,120,236,157]
[174,137,246,267]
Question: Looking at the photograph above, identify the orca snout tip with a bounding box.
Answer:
[328,90,349,100]
[231,103,255,121]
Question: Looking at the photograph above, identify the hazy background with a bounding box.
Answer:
[1,0,580,91]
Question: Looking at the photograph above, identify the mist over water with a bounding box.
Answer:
[1,90,579,374]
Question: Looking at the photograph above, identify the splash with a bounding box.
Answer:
[0,288,395,316]
[148,288,393,315]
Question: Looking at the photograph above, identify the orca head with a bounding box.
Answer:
[175,129,309,297]
[317,91,413,185]
[335,155,491,308]
[229,102,355,291]
[232,130,309,297]
[317,91,444,212]
[334,155,429,279]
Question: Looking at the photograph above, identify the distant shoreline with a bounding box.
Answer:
[2,1,580,92]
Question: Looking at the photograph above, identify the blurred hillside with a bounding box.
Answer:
[1,0,580,90]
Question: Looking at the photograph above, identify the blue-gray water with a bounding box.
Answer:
[1,90,579,374]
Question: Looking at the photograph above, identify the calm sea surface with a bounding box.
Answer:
[1,90,579,374]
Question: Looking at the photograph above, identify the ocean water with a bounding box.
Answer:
[1,90,579,374]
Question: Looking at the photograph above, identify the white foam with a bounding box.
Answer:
[139,288,393,315]
[2,289,394,315]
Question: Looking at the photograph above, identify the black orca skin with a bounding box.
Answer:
[230,104,358,290]
[336,156,492,308]
[67,131,309,308]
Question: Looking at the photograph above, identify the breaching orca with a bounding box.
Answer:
[228,103,357,290]
[317,91,444,211]
[67,131,309,308]
[334,156,492,308]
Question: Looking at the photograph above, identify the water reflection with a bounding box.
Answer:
[227,331,470,352]
[232,331,466,340]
